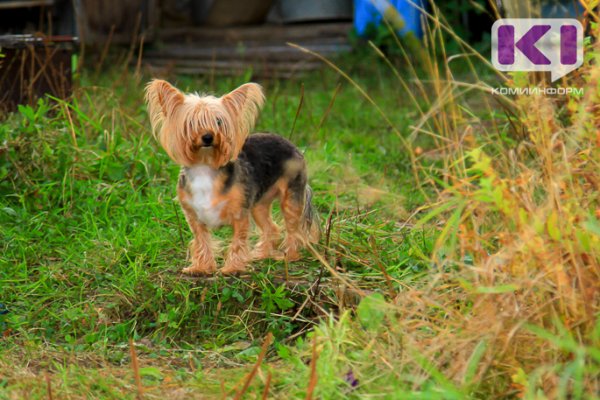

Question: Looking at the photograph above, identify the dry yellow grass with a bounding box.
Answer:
[299,4,600,398]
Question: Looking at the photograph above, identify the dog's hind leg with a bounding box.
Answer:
[280,174,307,262]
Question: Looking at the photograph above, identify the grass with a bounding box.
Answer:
[1,5,600,398]
[0,52,433,398]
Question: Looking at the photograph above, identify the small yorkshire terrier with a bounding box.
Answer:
[145,80,319,275]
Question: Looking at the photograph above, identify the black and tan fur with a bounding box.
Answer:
[145,80,318,275]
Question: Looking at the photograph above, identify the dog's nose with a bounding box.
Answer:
[201,133,213,146]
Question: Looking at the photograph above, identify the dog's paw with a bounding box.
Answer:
[274,248,300,262]
[250,248,284,261]
[220,264,248,276]
[284,252,301,262]
[182,265,216,275]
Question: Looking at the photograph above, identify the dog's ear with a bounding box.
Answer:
[145,79,184,133]
[221,83,265,136]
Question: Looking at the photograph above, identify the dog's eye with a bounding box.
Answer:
[216,118,222,127]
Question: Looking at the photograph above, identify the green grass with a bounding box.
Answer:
[0,56,432,398]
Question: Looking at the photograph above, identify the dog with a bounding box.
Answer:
[145,80,319,275]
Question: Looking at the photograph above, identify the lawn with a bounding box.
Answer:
[1,21,599,399]
[0,53,432,398]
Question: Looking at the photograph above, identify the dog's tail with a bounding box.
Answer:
[301,185,321,244]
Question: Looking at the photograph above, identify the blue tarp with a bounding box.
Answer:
[354,0,426,38]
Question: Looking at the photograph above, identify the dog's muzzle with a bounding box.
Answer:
[201,133,214,146]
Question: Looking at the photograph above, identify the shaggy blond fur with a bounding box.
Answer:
[146,80,265,168]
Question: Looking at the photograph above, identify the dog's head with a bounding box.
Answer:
[145,80,265,168]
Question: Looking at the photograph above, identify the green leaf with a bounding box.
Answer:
[415,200,458,228]
[139,367,163,380]
[547,211,561,241]
[583,216,600,236]
[475,284,519,294]
[157,313,169,324]
[2,207,16,217]
[357,293,386,331]
[237,346,261,361]
[576,230,591,252]
[464,340,487,385]
[274,297,294,311]
[435,202,465,258]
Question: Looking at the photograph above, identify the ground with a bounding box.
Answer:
[1,35,599,398]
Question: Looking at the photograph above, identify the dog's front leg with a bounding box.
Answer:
[179,203,217,275]
[221,215,250,275]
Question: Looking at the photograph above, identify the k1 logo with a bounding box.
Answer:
[492,19,584,82]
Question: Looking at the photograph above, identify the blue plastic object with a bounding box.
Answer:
[354,0,426,39]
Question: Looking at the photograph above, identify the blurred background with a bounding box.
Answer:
[0,0,586,113]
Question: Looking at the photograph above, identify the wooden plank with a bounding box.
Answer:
[0,0,53,9]
[158,22,352,44]
[143,22,351,78]
[144,43,351,62]
[153,36,349,48]
[143,59,321,69]
[142,59,322,78]
[146,66,309,79]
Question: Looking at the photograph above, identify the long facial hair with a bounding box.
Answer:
[145,80,265,168]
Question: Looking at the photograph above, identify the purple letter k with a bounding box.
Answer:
[516,25,551,65]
